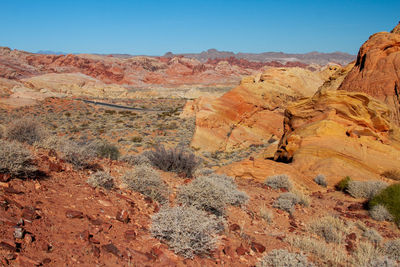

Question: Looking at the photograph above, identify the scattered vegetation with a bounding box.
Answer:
[177,173,248,216]
[382,169,400,181]
[87,171,114,190]
[0,140,37,177]
[256,249,314,267]
[347,180,387,199]
[313,174,327,187]
[147,144,199,177]
[6,117,47,145]
[308,216,351,244]
[335,176,351,191]
[273,192,301,214]
[150,206,224,258]
[383,239,400,261]
[265,174,293,190]
[369,204,394,222]
[122,164,169,203]
[120,153,151,166]
[369,184,400,225]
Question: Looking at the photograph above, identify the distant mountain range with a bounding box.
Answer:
[36,48,355,66]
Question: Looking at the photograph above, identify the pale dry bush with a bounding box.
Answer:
[362,228,383,244]
[120,153,151,166]
[308,216,351,244]
[369,204,394,222]
[273,192,300,214]
[87,171,114,190]
[177,174,248,216]
[383,239,400,261]
[0,140,37,177]
[347,180,388,199]
[151,206,224,258]
[6,117,47,145]
[256,249,314,267]
[313,174,327,187]
[351,241,383,266]
[367,256,398,267]
[265,174,293,190]
[259,204,274,223]
[122,164,169,203]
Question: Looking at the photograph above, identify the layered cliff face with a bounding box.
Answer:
[189,67,338,152]
[338,23,400,124]
[274,90,400,184]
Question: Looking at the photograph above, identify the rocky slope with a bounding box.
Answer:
[187,66,339,152]
[339,22,400,124]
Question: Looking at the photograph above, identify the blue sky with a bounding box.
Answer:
[0,0,398,55]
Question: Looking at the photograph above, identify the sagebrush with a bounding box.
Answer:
[151,206,224,258]
[6,117,47,145]
[256,249,314,267]
[347,180,387,199]
[265,174,293,190]
[87,171,114,190]
[0,140,37,177]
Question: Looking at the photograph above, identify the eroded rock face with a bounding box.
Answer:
[190,67,335,152]
[274,90,400,184]
[338,23,400,124]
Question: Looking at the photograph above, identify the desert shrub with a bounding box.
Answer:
[273,192,300,214]
[369,184,400,224]
[0,140,37,177]
[120,153,151,166]
[335,176,351,191]
[59,139,96,169]
[194,168,214,177]
[150,206,224,258]
[367,256,397,267]
[147,144,199,177]
[369,204,394,222]
[383,239,400,261]
[309,216,350,244]
[382,170,400,181]
[292,189,311,207]
[260,204,274,223]
[87,171,114,190]
[0,125,4,139]
[352,241,383,267]
[362,228,382,244]
[313,174,327,187]
[256,249,314,267]
[265,174,293,190]
[131,136,143,143]
[177,174,248,216]
[88,139,120,160]
[122,164,168,203]
[347,180,387,199]
[6,117,47,145]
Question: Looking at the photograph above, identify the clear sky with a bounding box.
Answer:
[0,0,398,55]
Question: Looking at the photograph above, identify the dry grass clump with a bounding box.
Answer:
[122,164,169,203]
[177,174,248,216]
[6,117,47,145]
[151,206,224,258]
[308,216,351,244]
[89,139,120,160]
[382,169,400,181]
[256,249,314,267]
[366,256,397,267]
[351,241,383,266]
[147,144,199,177]
[313,174,327,187]
[273,192,301,214]
[287,235,348,265]
[362,228,382,244]
[264,174,293,190]
[383,239,400,261]
[87,171,114,190]
[347,180,388,199]
[0,140,37,177]
[259,204,274,223]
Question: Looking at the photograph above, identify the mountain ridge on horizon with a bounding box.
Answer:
[33,48,355,66]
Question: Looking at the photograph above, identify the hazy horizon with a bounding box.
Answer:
[0,0,398,55]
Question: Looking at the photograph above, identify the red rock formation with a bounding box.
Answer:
[339,23,400,124]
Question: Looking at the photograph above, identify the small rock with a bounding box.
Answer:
[16,255,41,266]
[22,206,39,222]
[65,210,83,219]
[0,241,16,252]
[229,223,241,232]
[13,227,25,239]
[101,243,121,257]
[23,234,34,245]
[124,230,137,241]
[89,238,100,244]
[92,246,100,258]
[42,258,51,264]
[116,210,130,223]
[347,233,357,241]
[236,244,249,256]
[251,242,266,253]
[79,230,90,242]
[348,203,363,211]
[3,187,23,195]
[48,161,63,172]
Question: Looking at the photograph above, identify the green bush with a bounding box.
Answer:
[369,184,400,225]
[335,176,351,191]
[0,140,37,177]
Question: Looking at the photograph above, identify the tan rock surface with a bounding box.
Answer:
[274,90,400,184]
[339,23,400,124]
[190,67,336,152]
